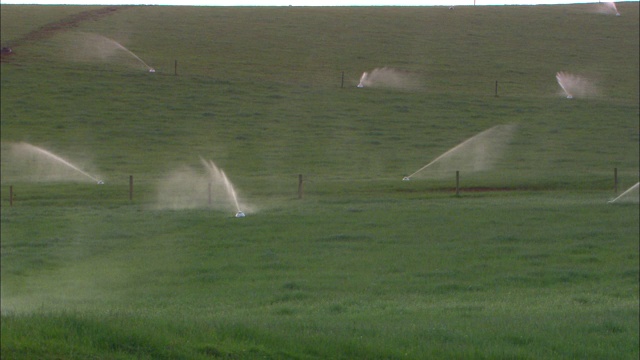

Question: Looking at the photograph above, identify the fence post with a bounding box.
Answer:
[298,174,304,199]
[129,175,134,201]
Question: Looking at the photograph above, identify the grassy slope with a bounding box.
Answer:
[1,3,639,359]
[1,5,638,185]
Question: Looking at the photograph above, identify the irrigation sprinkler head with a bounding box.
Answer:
[97,180,104,185]
[402,177,411,181]
[235,211,245,218]
[566,95,573,99]
[357,84,364,88]
[149,68,156,73]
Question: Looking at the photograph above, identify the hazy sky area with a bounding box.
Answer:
[0,0,636,6]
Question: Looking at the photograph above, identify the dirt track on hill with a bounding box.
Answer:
[1,6,131,60]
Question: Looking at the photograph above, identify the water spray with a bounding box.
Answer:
[556,72,597,99]
[356,67,420,90]
[103,35,155,72]
[404,124,516,180]
[200,157,245,217]
[220,168,243,217]
[556,72,573,99]
[405,129,488,179]
[357,72,367,88]
[13,142,103,184]
[607,2,621,16]
[608,182,639,203]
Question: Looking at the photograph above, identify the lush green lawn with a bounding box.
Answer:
[2,189,638,359]
[1,3,638,359]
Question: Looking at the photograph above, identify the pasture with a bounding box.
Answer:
[1,3,638,359]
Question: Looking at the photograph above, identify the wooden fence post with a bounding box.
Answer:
[298,174,304,199]
[129,175,134,201]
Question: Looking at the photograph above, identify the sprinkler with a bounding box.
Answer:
[97,180,104,185]
[235,211,245,218]
[149,68,156,73]
[402,176,410,181]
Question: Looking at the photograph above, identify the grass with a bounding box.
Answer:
[1,2,639,359]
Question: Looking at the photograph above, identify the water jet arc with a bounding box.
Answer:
[200,157,243,216]
[556,72,573,99]
[404,124,515,180]
[105,36,154,72]
[15,142,103,184]
[608,182,639,203]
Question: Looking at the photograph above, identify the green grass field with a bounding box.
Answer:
[1,3,638,359]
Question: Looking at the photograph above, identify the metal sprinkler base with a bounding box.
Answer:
[97,180,104,185]
[402,177,410,181]
[235,211,245,218]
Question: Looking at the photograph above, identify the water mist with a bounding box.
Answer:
[556,72,598,99]
[154,158,249,217]
[357,67,421,90]
[404,124,516,180]
[7,142,103,184]
[66,32,155,72]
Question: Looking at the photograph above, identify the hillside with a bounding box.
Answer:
[1,3,638,359]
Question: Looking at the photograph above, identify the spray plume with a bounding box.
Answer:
[7,142,103,184]
[405,124,516,180]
